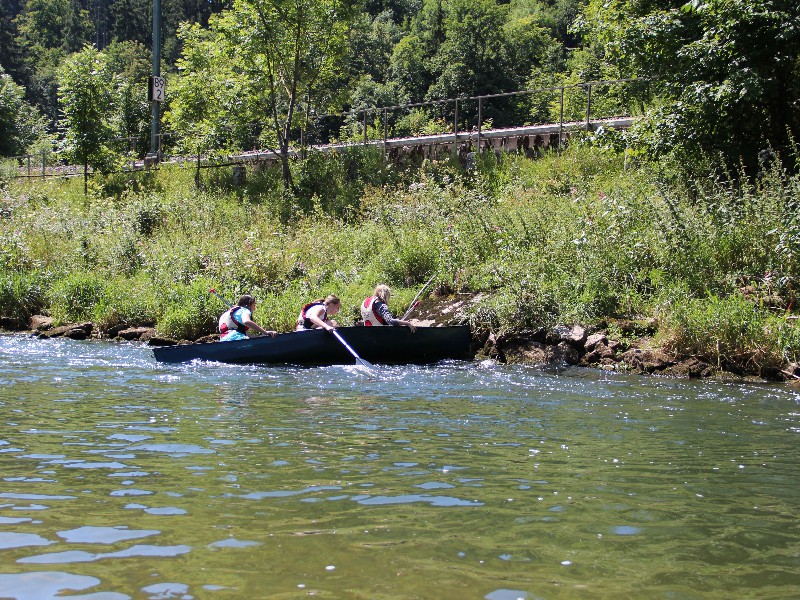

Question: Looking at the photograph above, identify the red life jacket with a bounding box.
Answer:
[360,296,387,326]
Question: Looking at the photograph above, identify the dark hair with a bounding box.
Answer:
[237,294,255,308]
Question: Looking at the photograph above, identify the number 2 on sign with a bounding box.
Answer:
[151,77,165,102]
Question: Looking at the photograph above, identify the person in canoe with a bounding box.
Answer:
[296,295,340,332]
[218,295,278,341]
[361,284,416,332]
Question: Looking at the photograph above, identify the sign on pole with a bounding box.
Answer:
[149,76,166,103]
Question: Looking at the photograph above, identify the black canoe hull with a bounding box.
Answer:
[152,325,472,366]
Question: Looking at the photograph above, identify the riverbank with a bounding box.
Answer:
[6,300,799,383]
[2,143,798,380]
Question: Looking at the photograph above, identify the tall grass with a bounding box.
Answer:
[1,141,798,374]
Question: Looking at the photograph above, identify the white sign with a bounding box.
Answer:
[150,76,166,103]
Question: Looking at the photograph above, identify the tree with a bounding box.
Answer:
[105,40,151,158]
[167,0,359,191]
[57,44,116,191]
[15,0,94,121]
[0,66,47,156]
[581,0,800,171]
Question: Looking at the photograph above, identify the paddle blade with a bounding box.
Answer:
[356,357,375,370]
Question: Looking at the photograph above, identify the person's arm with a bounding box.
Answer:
[241,312,277,337]
[377,303,416,332]
[307,305,335,331]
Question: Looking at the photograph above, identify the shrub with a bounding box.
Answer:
[48,273,109,324]
[0,271,46,326]
[658,293,788,373]
[155,278,218,340]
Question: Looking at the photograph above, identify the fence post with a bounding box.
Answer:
[559,87,565,154]
[477,97,482,152]
[586,83,592,132]
[27,154,31,177]
[363,110,368,146]
[42,150,46,178]
[383,108,388,159]
[453,98,459,155]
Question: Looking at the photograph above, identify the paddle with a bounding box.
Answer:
[209,288,234,308]
[331,329,374,370]
[402,273,437,320]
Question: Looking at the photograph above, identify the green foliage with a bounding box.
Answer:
[0,271,46,324]
[156,278,219,340]
[658,293,799,374]
[48,271,108,324]
[0,67,48,156]
[57,45,119,185]
[582,0,800,170]
[4,143,800,370]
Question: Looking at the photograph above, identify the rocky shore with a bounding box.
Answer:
[4,308,799,384]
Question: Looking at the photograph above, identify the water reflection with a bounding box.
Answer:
[0,334,799,599]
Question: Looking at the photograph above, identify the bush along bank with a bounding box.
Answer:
[1,142,798,381]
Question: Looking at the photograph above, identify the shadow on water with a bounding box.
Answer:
[1,334,799,599]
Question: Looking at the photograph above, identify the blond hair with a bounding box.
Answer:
[373,284,391,303]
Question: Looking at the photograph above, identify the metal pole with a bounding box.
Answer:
[42,150,46,178]
[27,154,31,177]
[586,83,592,132]
[363,110,368,146]
[559,86,564,154]
[150,0,161,155]
[453,98,458,155]
[477,97,482,152]
[383,108,388,155]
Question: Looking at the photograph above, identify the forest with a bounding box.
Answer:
[1,0,798,176]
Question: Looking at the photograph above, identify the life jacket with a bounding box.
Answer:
[296,302,327,330]
[360,296,387,326]
[218,306,249,335]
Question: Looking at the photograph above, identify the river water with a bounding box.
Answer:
[0,334,798,600]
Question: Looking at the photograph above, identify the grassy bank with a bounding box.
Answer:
[1,142,799,376]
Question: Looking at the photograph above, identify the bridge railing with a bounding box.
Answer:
[301,77,648,152]
[3,78,648,178]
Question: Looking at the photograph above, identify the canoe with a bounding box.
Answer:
[152,325,472,366]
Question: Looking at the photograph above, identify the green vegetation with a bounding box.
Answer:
[1,141,798,375]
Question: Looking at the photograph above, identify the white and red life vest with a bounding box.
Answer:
[296,302,328,330]
[360,296,387,326]
[218,306,249,335]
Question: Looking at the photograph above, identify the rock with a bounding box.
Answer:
[41,322,93,339]
[105,323,130,338]
[147,337,178,347]
[65,328,88,340]
[554,341,580,365]
[584,333,607,351]
[194,334,220,344]
[500,339,579,368]
[619,347,676,373]
[661,357,714,378]
[502,340,549,365]
[550,324,588,347]
[116,327,154,341]
[582,341,617,365]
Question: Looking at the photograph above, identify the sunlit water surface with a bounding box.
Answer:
[0,334,799,599]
